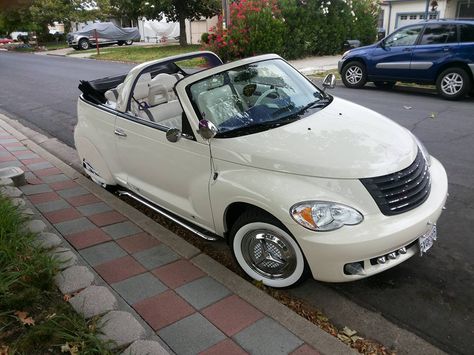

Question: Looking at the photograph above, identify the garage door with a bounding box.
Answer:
[396,12,439,29]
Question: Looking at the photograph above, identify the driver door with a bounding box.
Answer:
[114,113,215,232]
[369,24,424,81]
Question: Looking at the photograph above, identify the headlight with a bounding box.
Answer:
[290,201,363,231]
[412,134,431,166]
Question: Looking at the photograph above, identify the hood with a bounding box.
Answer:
[347,43,377,55]
[210,97,418,179]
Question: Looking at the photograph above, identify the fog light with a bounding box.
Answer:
[388,252,397,260]
[344,262,365,275]
[398,247,407,255]
[377,256,386,264]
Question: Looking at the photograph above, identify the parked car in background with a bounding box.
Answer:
[0,38,13,45]
[67,22,140,50]
[75,51,448,288]
[338,19,474,99]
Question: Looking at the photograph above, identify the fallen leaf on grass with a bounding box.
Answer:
[45,313,56,320]
[63,294,71,302]
[61,342,80,355]
[14,311,35,326]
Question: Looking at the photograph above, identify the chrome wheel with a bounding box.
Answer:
[241,230,297,279]
[345,66,363,85]
[441,73,463,95]
[231,217,307,288]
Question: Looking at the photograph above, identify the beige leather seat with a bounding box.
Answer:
[197,85,242,126]
[139,73,183,128]
[129,73,152,117]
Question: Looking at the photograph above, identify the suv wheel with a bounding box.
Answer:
[341,61,367,88]
[374,81,396,89]
[230,210,308,288]
[78,38,90,50]
[436,67,470,100]
[125,40,133,45]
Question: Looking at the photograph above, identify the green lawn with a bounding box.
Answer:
[87,44,201,63]
[0,194,113,354]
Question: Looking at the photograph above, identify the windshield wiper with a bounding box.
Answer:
[217,116,301,138]
[297,98,331,114]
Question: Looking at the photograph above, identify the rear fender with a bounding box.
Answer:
[75,136,115,185]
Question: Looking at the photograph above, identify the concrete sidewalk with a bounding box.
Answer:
[0,118,352,355]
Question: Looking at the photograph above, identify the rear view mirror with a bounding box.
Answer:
[322,74,336,91]
[198,119,218,140]
[166,128,182,143]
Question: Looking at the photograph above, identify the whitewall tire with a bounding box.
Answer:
[231,216,307,288]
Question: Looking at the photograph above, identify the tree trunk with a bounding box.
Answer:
[179,17,187,46]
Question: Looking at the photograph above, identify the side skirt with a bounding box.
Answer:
[117,190,220,242]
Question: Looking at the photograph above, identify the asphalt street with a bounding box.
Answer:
[0,51,473,354]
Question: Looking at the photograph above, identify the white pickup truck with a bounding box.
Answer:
[67,22,139,50]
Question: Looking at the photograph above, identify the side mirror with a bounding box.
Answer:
[166,128,182,143]
[197,119,218,140]
[322,73,336,91]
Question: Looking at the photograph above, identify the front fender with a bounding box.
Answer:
[210,160,379,236]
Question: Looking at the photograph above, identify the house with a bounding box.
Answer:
[380,0,474,34]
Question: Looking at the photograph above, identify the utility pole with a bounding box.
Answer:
[222,0,230,28]
[424,0,430,20]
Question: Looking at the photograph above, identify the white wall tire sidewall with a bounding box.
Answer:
[232,222,305,288]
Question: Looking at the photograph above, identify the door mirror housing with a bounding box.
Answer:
[322,74,336,91]
[197,119,218,140]
[166,128,182,143]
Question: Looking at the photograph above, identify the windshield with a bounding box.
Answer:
[188,59,329,137]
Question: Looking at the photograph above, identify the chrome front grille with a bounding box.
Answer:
[361,151,431,216]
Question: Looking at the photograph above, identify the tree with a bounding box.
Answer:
[145,0,220,46]
[109,0,146,26]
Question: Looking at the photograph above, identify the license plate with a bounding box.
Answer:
[418,225,437,256]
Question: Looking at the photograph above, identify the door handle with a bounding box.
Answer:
[443,47,450,52]
[403,48,412,52]
[114,128,127,137]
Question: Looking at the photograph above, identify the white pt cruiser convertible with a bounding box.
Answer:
[75,52,448,288]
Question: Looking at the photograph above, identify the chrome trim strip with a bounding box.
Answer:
[410,62,433,70]
[117,190,219,241]
[376,62,411,69]
[469,64,474,77]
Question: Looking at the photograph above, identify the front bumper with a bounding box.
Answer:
[338,60,344,73]
[290,157,448,282]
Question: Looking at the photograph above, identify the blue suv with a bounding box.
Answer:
[338,20,474,100]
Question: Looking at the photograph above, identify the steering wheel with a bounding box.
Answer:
[255,88,279,106]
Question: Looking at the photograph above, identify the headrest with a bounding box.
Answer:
[150,73,180,91]
[148,82,169,106]
[133,73,152,100]
[104,89,118,103]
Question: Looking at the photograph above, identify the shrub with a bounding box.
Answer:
[201,32,210,44]
[204,0,285,62]
[205,0,378,61]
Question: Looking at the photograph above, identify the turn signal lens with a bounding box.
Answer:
[291,201,363,231]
